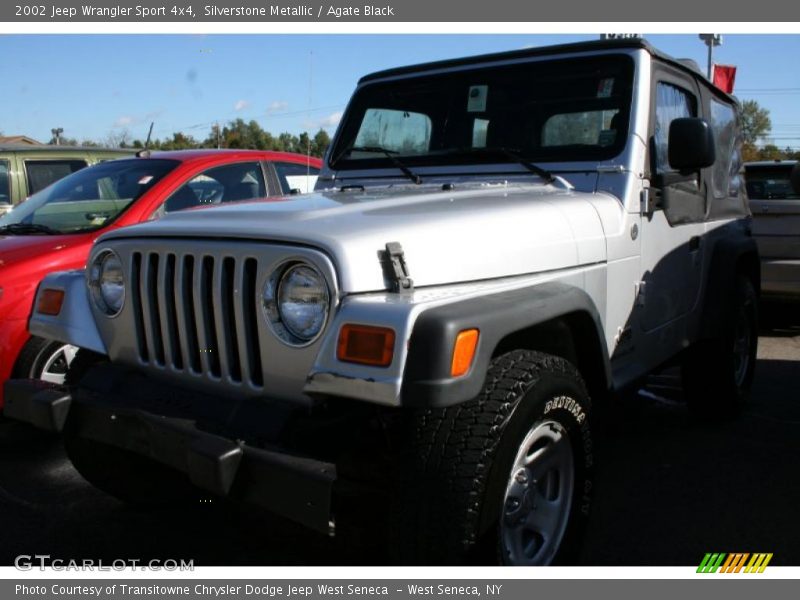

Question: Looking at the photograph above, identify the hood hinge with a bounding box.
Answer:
[379,242,414,294]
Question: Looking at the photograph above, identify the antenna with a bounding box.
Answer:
[307,50,313,184]
[144,122,154,150]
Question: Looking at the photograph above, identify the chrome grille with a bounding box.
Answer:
[130,250,263,387]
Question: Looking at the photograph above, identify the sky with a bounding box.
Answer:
[2,34,799,147]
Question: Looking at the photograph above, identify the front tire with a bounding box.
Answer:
[12,336,78,385]
[393,350,594,565]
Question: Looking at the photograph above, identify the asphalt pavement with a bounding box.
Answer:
[1,301,798,566]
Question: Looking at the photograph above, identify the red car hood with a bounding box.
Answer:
[0,233,93,271]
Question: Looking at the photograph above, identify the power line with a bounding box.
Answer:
[736,87,800,92]
[151,103,346,137]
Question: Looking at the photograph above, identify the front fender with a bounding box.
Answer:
[402,282,609,407]
[305,268,609,408]
[29,270,107,355]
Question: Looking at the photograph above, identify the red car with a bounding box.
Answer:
[0,149,321,406]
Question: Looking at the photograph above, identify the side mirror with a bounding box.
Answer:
[668,118,716,171]
[791,162,800,195]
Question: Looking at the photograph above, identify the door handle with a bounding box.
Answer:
[689,236,701,252]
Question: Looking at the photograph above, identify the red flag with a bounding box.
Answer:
[713,64,737,94]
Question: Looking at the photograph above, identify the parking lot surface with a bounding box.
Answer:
[1,302,798,566]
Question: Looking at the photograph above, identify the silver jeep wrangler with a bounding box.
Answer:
[5,39,760,565]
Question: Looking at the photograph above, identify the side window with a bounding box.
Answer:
[654,82,697,174]
[161,162,266,215]
[274,161,320,195]
[709,98,742,199]
[0,160,10,205]
[25,159,87,194]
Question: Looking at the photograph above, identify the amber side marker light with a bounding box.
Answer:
[37,289,65,316]
[337,324,395,367]
[451,329,480,377]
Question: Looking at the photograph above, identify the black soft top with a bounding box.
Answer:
[359,38,736,104]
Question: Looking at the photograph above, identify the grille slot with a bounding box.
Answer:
[200,256,221,378]
[241,258,263,386]
[161,254,183,370]
[130,252,148,362]
[219,256,242,382]
[178,255,201,373]
[143,253,165,366]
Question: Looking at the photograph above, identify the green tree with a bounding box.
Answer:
[160,132,199,150]
[48,136,79,146]
[740,100,772,146]
[311,129,331,158]
[757,144,784,161]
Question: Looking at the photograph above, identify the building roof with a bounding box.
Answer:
[0,135,42,145]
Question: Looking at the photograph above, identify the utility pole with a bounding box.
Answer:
[699,34,722,80]
[51,127,63,145]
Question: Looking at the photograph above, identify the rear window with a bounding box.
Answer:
[745,166,799,200]
[25,159,88,194]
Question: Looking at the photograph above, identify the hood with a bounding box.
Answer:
[0,233,90,272]
[98,183,610,292]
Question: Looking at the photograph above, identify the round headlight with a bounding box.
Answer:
[89,249,125,316]
[263,262,329,345]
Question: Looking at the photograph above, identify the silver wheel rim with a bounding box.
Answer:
[732,307,752,388]
[36,344,78,385]
[500,418,575,565]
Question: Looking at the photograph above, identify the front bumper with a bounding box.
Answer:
[3,376,337,535]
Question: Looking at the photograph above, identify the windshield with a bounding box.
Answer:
[745,166,800,200]
[0,158,179,234]
[331,54,634,171]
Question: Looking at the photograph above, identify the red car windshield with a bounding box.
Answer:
[0,158,179,234]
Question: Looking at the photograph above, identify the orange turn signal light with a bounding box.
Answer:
[451,329,479,377]
[337,324,395,367]
[37,289,65,316]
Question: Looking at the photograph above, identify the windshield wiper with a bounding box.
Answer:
[0,222,60,235]
[336,145,422,185]
[452,146,555,184]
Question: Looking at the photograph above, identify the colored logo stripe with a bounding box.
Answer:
[697,553,773,573]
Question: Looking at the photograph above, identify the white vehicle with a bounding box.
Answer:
[5,39,760,565]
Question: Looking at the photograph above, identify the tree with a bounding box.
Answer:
[311,129,331,158]
[757,144,783,161]
[48,135,78,146]
[105,129,131,148]
[740,100,772,146]
[160,132,199,150]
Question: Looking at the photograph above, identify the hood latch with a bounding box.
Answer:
[379,242,414,294]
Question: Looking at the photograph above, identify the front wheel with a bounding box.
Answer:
[392,350,594,565]
[12,336,78,385]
